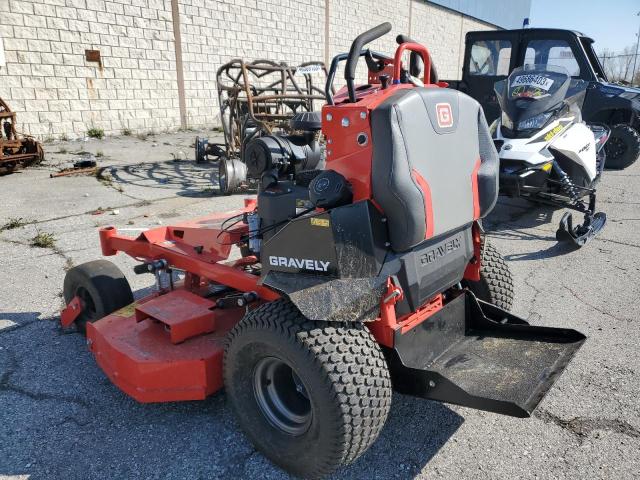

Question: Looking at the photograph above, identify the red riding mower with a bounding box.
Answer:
[61,24,585,478]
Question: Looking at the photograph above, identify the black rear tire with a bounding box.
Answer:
[195,136,209,163]
[223,299,392,478]
[63,260,134,334]
[462,240,514,311]
[604,124,640,170]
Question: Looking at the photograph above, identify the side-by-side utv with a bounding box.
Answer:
[61,24,585,479]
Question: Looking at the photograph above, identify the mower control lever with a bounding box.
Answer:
[344,22,392,102]
[324,50,391,105]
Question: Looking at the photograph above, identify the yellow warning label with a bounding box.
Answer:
[544,124,563,142]
[112,303,137,317]
[310,218,330,227]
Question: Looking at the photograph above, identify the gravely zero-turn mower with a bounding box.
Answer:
[61,24,585,478]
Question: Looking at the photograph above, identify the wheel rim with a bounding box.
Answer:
[219,160,228,193]
[606,136,626,159]
[75,286,98,321]
[253,356,312,436]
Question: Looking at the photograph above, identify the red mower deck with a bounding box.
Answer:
[86,290,245,402]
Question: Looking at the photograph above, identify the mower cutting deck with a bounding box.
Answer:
[61,23,585,479]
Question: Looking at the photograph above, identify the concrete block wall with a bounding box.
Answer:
[410,1,494,80]
[178,0,326,128]
[0,0,181,138]
[0,0,495,139]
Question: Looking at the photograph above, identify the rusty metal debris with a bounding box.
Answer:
[0,97,44,175]
[195,60,330,193]
[50,159,98,178]
[50,166,98,178]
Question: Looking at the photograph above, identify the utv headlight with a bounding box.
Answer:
[501,112,514,130]
[517,112,552,131]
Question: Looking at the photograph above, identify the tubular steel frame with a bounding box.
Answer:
[215,59,330,160]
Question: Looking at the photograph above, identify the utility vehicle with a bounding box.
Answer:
[447,28,640,169]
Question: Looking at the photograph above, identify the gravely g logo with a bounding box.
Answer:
[269,256,330,272]
[420,236,461,265]
[436,103,453,128]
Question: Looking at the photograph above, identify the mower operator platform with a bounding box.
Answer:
[388,292,585,417]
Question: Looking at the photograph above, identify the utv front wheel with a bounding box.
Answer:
[223,299,392,478]
[605,124,640,170]
[462,240,514,311]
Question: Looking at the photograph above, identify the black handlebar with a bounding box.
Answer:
[344,22,392,102]
[324,24,442,105]
[324,50,391,105]
[395,34,414,44]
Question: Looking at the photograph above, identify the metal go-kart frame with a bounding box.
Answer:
[195,59,331,192]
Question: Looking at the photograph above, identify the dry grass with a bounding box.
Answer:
[0,217,28,231]
[87,127,104,139]
[31,232,56,248]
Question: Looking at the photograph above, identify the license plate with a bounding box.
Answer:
[511,74,554,91]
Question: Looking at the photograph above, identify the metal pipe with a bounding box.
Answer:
[632,11,640,85]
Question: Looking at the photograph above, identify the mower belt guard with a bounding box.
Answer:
[387,291,585,417]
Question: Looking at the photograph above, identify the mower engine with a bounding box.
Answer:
[243,112,324,187]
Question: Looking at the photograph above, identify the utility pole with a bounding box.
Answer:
[632,10,640,85]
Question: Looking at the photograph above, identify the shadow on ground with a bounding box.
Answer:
[0,305,463,479]
[103,159,221,198]
[483,198,582,260]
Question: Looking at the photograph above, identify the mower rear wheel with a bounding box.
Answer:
[462,240,514,312]
[223,299,392,478]
[63,260,134,334]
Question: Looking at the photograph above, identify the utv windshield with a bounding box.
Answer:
[494,65,585,133]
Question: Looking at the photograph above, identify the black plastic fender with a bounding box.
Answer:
[260,271,386,322]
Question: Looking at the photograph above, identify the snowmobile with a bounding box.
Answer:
[493,64,609,247]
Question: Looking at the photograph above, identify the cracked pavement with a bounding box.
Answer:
[1,132,639,479]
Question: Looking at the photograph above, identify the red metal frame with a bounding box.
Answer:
[368,279,444,348]
[392,42,432,85]
[98,200,279,303]
[61,295,83,328]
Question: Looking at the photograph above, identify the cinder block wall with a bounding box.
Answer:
[0,0,495,139]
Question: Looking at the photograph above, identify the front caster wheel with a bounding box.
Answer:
[63,260,134,334]
[223,299,392,478]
